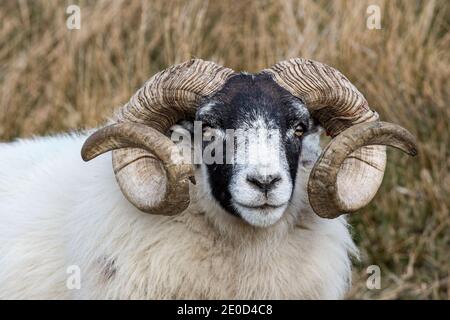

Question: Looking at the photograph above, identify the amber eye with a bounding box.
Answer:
[294,126,304,138]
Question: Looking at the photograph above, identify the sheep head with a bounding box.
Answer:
[81,58,417,219]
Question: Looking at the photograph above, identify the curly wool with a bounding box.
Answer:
[0,133,357,299]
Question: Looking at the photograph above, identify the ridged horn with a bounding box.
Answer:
[82,59,234,215]
[264,58,417,218]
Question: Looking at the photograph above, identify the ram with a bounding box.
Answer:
[0,58,417,299]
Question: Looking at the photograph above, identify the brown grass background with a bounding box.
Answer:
[0,0,448,299]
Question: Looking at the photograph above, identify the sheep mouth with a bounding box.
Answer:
[234,202,286,210]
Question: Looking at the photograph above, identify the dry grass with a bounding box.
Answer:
[0,0,448,299]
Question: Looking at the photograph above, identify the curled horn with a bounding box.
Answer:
[82,59,234,215]
[264,58,417,218]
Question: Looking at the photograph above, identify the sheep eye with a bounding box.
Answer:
[294,126,304,138]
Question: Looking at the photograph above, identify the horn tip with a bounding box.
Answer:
[80,144,95,162]
[409,148,418,157]
[406,139,418,157]
[81,152,91,162]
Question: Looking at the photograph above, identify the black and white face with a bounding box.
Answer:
[179,73,318,228]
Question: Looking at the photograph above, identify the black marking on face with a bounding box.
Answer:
[195,73,312,217]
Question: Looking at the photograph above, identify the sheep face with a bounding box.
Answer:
[191,73,318,228]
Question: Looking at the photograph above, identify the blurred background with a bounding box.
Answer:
[0,0,448,299]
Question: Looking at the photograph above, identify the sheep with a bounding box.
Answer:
[0,58,417,299]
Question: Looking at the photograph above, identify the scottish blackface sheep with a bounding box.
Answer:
[0,59,417,299]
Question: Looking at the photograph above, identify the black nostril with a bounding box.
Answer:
[246,174,282,192]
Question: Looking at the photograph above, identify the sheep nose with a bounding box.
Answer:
[246,174,282,192]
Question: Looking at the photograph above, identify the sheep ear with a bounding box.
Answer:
[300,130,322,168]
[167,120,196,169]
[169,120,195,137]
[309,118,323,134]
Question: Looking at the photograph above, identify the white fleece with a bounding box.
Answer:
[0,133,358,299]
